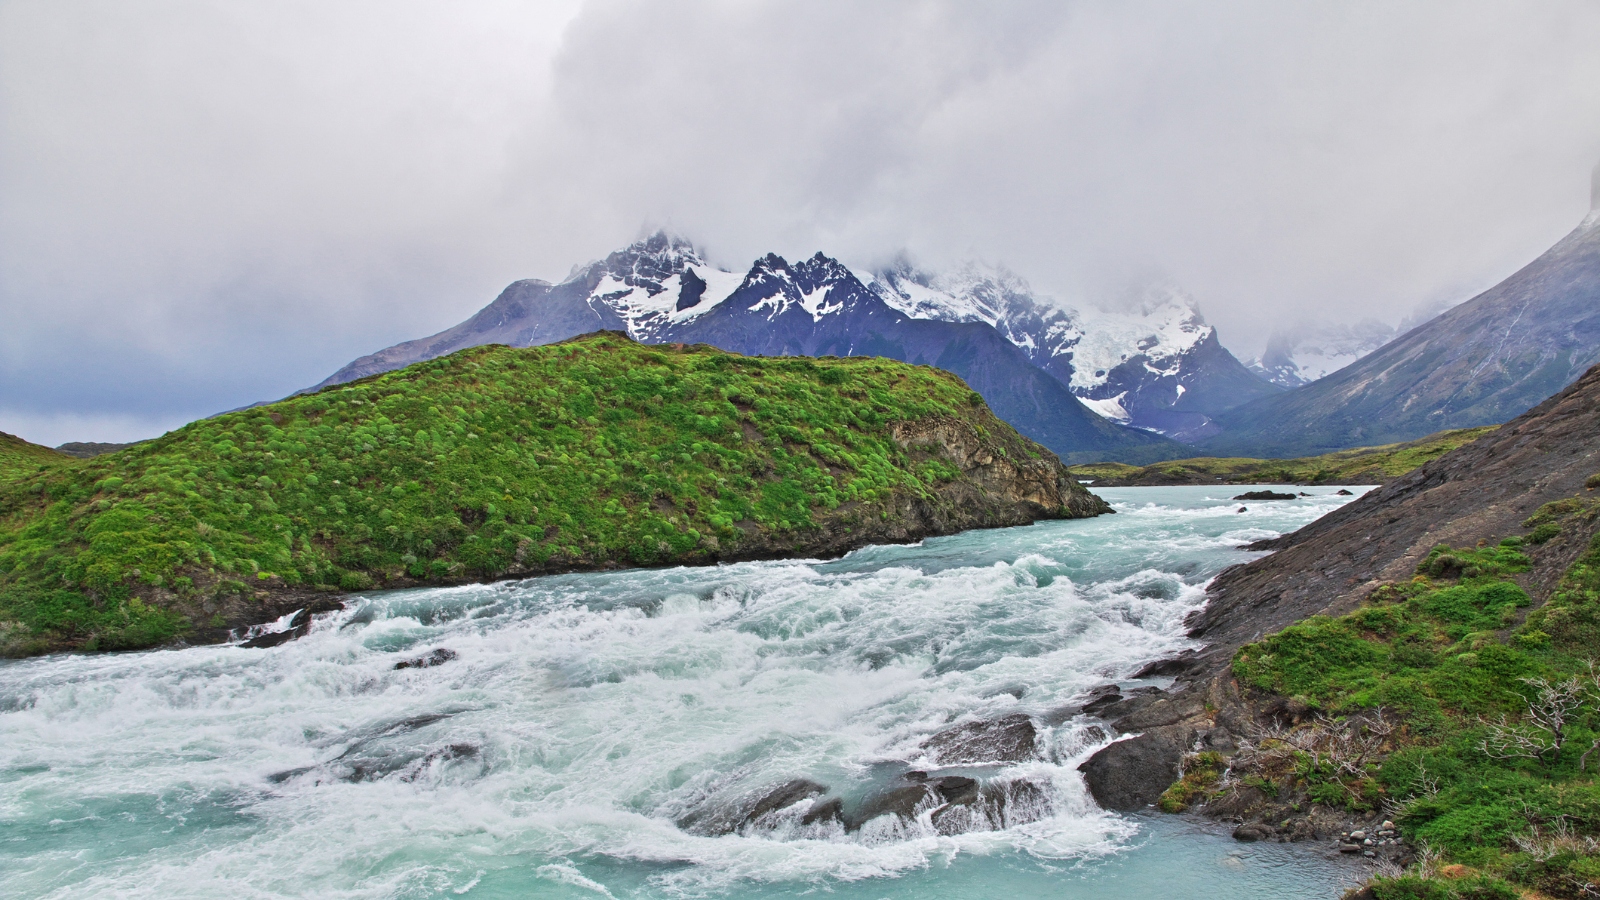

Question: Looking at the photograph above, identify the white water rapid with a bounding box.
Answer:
[1,487,1372,899]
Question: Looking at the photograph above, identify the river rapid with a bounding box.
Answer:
[1,486,1373,899]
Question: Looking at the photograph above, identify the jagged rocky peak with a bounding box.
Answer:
[1247,318,1398,388]
[725,250,875,322]
[792,252,857,294]
[588,230,709,297]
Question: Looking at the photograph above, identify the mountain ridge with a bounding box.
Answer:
[1204,212,1600,457]
[314,233,1219,464]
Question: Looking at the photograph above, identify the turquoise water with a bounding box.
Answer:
[0,486,1372,898]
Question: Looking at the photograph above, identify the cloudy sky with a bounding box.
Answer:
[3,0,1599,446]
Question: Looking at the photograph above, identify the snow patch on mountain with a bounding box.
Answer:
[1064,285,1210,391]
[1078,393,1132,423]
[589,267,743,339]
[566,234,749,340]
[867,263,1212,395]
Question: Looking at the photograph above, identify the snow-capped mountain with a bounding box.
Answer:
[866,263,1280,441]
[316,234,1182,464]
[317,233,1286,453]
[1247,319,1398,388]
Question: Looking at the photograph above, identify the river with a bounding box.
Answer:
[1,486,1373,898]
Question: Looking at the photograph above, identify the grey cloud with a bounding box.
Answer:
[3,0,1598,444]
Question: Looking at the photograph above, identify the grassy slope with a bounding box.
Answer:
[0,333,1090,656]
[0,431,72,481]
[1067,427,1497,487]
[1216,490,1600,899]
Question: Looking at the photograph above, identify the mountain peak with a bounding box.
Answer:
[599,231,706,282]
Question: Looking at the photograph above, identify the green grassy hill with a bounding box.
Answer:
[0,430,71,481]
[0,332,1105,656]
[1067,427,1496,487]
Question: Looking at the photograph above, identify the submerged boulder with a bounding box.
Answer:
[394,648,458,670]
[677,778,838,836]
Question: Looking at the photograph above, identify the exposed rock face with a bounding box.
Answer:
[888,416,1108,520]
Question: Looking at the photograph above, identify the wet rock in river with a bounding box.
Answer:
[1233,491,1297,501]
[1132,649,1204,678]
[847,771,1053,835]
[800,797,844,827]
[1232,823,1272,842]
[744,779,829,825]
[1078,733,1181,811]
[922,713,1038,764]
[240,608,314,648]
[678,779,835,835]
[395,648,458,670]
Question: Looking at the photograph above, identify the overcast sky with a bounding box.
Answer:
[3,0,1599,446]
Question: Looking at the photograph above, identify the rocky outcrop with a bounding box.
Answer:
[888,415,1110,520]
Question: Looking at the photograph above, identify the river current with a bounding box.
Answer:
[1,486,1373,899]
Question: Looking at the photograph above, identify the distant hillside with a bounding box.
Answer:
[0,431,70,480]
[1068,426,1495,487]
[1203,210,1600,457]
[55,441,136,459]
[0,333,1109,656]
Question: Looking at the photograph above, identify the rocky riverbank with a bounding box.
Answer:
[1074,362,1600,894]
